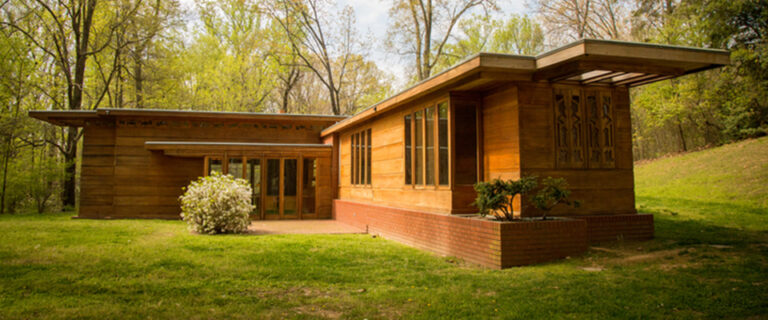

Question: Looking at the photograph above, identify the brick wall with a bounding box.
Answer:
[334,200,589,268]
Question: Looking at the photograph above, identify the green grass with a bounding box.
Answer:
[1,138,768,319]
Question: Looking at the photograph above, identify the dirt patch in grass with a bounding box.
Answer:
[294,305,342,319]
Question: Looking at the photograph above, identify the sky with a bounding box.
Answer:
[339,0,529,86]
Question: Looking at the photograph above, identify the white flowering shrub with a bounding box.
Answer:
[179,172,254,234]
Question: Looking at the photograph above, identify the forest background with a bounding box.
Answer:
[0,0,765,214]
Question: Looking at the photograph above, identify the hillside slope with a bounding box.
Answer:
[635,136,768,231]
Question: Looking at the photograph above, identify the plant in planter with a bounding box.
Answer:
[472,176,537,221]
[530,177,580,220]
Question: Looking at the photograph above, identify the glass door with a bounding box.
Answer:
[248,159,262,219]
[282,159,299,219]
[264,158,281,219]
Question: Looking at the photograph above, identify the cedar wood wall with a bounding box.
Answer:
[80,117,334,219]
[339,92,454,213]
[337,83,636,217]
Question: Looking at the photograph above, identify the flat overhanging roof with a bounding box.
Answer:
[145,141,332,157]
[320,39,729,137]
[29,108,348,127]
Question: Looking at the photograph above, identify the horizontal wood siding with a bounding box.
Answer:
[80,121,115,218]
[482,86,521,181]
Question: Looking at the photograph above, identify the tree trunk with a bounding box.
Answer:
[0,137,12,214]
[676,117,688,152]
[61,128,78,209]
[135,59,143,108]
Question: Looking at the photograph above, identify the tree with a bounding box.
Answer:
[629,0,768,159]
[437,13,545,71]
[1,0,134,208]
[386,0,498,81]
[271,0,366,115]
[529,0,630,43]
[183,0,276,112]
[0,28,35,213]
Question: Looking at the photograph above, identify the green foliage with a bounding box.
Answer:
[179,172,253,234]
[630,0,768,159]
[436,13,545,72]
[530,177,579,220]
[25,156,67,214]
[471,176,537,220]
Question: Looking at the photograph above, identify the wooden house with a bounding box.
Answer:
[31,39,729,268]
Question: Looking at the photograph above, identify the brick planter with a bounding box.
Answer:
[334,200,588,269]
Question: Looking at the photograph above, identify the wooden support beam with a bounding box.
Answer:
[610,73,644,83]
[614,73,659,86]
[575,70,613,81]
[582,71,625,84]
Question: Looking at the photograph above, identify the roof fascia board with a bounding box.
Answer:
[321,54,536,136]
[97,108,347,122]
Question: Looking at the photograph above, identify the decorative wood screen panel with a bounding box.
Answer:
[554,88,585,168]
[554,87,615,169]
[586,90,616,168]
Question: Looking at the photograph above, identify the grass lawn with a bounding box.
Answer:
[1,138,768,319]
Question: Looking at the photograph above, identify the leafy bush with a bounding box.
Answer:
[531,177,580,220]
[472,176,580,220]
[179,172,253,234]
[471,176,537,221]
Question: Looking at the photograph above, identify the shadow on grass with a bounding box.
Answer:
[637,196,768,248]
[638,195,767,217]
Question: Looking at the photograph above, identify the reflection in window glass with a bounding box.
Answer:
[228,157,243,178]
[414,110,423,185]
[208,158,222,175]
[438,103,449,185]
[302,158,316,214]
[283,159,298,216]
[404,115,412,184]
[360,130,366,184]
[425,107,435,185]
[248,159,261,216]
[350,134,355,185]
[265,159,280,215]
[366,128,372,184]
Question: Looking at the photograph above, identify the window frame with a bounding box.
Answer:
[349,128,372,186]
[404,100,451,189]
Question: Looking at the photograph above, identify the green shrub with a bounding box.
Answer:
[471,177,537,221]
[530,177,580,220]
[472,176,580,220]
[179,172,253,234]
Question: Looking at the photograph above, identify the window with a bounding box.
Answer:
[404,115,412,184]
[248,159,261,215]
[438,103,449,185]
[425,107,435,184]
[283,159,298,216]
[414,110,423,184]
[405,102,450,186]
[350,128,372,185]
[302,158,316,214]
[554,88,615,169]
[207,157,222,175]
[228,157,243,178]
